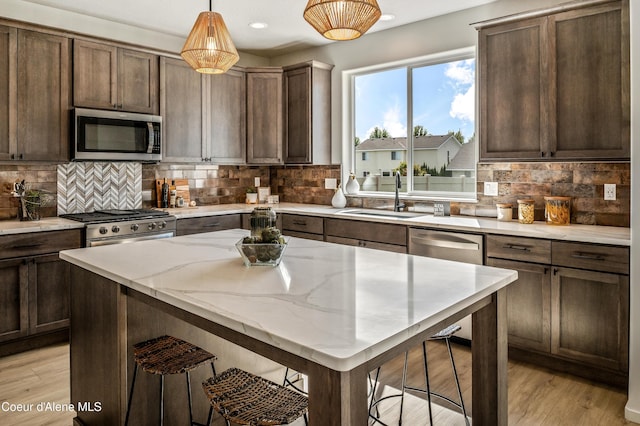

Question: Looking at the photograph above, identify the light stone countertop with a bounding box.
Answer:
[59,228,518,371]
[0,202,630,246]
[161,203,631,246]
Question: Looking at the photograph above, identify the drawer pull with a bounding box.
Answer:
[292,220,307,226]
[502,243,531,252]
[203,223,221,228]
[571,252,605,261]
[11,243,43,250]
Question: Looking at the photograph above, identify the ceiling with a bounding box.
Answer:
[21,0,497,57]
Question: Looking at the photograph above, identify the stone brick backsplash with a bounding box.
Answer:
[0,162,630,228]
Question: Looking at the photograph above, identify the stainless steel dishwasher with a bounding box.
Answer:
[408,228,484,340]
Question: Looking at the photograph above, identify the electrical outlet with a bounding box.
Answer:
[484,182,498,197]
[325,178,337,190]
[604,184,616,201]
[254,177,260,187]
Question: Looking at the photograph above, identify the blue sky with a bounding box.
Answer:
[354,59,476,142]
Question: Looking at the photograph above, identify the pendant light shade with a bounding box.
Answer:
[181,9,239,74]
[304,0,382,41]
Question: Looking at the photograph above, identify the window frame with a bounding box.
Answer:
[342,46,478,202]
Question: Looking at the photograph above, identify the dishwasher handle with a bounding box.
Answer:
[410,235,480,251]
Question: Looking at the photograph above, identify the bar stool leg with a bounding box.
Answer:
[160,374,164,426]
[399,351,409,425]
[445,338,469,426]
[422,341,434,426]
[124,363,138,426]
[186,371,194,426]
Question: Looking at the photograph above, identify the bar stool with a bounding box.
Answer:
[202,367,308,426]
[369,324,469,426]
[124,335,217,426]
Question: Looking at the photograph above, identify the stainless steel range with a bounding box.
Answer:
[60,209,176,247]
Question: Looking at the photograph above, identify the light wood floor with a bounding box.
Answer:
[0,342,635,425]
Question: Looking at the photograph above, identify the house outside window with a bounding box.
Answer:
[347,47,477,198]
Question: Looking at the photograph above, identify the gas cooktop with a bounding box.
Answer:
[60,209,170,224]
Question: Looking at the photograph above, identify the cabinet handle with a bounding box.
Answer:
[203,223,221,228]
[292,220,307,226]
[540,151,545,157]
[571,252,605,261]
[553,267,559,275]
[502,243,531,252]
[358,240,366,247]
[12,243,43,250]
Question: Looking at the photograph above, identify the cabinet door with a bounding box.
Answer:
[246,71,283,164]
[118,48,159,114]
[0,258,28,343]
[487,258,551,352]
[551,267,629,371]
[479,17,549,161]
[0,25,17,161]
[550,2,629,160]
[28,254,70,335]
[208,69,246,164]
[17,30,70,161]
[160,57,206,162]
[284,67,312,163]
[73,39,118,110]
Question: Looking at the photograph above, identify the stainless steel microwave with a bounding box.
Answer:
[72,108,162,162]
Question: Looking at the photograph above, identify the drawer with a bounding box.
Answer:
[325,235,406,253]
[325,218,406,246]
[282,214,324,235]
[176,214,242,236]
[552,241,629,275]
[0,229,83,259]
[486,235,551,264]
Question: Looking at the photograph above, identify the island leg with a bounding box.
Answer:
[472,288,508,426]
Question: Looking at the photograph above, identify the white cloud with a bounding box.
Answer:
[364,104,407,139]
[449,82,475,122]
[445,60,475,86]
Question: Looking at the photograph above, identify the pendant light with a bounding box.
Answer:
[181,0,239,74]
[303,0,382,41]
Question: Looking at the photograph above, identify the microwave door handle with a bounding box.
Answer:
[146,122,154,153]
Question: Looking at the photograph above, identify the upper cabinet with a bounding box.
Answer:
[73,39,159,114]
[283,61,333,165]
[160,57,246,164]
[0,26,70,161]
[477,0,629,161]
[246,68,283,164]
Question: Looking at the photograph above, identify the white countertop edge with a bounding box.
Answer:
[0,217,85,234]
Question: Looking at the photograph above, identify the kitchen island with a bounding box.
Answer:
[60,229,517,425]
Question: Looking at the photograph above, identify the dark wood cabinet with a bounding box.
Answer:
[477,0,629,161]
[486,234,629,386]
[283,61,332,164]
[176,214,242,236]
[74,39,159,114]
[246,68,283,164]
[281,214,324,241]
[0,229,81,354]
[325,218,407,252]
[208,69,246,164]
[13,29,70,161]
[0,25,16,161]
[160,57,206,162]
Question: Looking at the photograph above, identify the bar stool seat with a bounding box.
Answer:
[202,367,308,426]
[369,324,469,425]
[125,335,217,426]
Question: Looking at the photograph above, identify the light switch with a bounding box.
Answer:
[325,178,337,190]
[484,182,498,197]
[254,177,260,187]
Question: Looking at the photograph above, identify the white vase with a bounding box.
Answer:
[331,186,347,208]
[345,174,360,195]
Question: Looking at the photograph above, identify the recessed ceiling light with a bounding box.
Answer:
[379,14,396,21]
[249,22,268,29]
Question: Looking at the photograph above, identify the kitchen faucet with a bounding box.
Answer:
[394,171,405,212]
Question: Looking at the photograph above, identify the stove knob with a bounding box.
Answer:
[148,222,157,230]
[158,221,166,229]
[131,224,139,232]
[112,225,120,233]
[99,227,108,235]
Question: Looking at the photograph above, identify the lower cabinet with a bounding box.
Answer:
[324,218,407,253]
[486,234,629,386]
[176,214,242,236]
[281,214,324,241]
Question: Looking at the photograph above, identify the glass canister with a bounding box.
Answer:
[250,207,277,237]
[496,203,513,221]
[544,196,571,225]
[517,199,535,224]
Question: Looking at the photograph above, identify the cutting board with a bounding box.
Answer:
[155,179,190,208]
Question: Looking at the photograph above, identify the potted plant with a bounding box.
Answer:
[246,187,258,204]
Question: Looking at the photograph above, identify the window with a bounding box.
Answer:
[347,48,477,199]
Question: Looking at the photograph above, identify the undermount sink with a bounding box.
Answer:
[336,208,425,220]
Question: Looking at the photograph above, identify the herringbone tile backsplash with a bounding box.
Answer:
[57,163,142,214]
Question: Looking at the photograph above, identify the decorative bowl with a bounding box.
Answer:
[235,238,288,267]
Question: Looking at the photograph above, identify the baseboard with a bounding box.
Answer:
[625,404,640,423]
[0,329,69,358]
